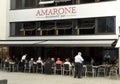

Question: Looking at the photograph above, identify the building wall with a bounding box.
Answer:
[0,0,119,40]
[0,0,7,40]
[7,1,119,40]
[116,0,120,35]
[9,2,117,22]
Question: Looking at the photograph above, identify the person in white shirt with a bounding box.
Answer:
[64,58,72,66]
[74,52,84,78]
[21,54,27,62]
[21,54,27,72]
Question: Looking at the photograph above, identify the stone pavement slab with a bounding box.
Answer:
[0,71,120,84]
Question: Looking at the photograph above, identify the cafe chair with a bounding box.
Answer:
[24,63,31,73]
[3,62,11,71]
[54,64,63,75]
[109,66,118,79]
[85,65,96,77]
[36,63,43,73]
[97,66,106,77]
[63,64,71,76]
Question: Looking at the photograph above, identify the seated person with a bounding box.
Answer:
[64,58,72,66]
[56,58,63,65]
[29,58,34,68]
[36,57,43,65]
[103,53,110,64]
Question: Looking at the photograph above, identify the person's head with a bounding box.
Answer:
[31,58,33,61]
[78,52,82,56]
[57,58,60,61]
[51,58,55,61]
[38,57,41,60]
[65,58,69,62]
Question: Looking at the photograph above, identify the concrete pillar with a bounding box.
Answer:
[118,48,120,75]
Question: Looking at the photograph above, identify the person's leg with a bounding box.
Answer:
[79,63,83,78]
[74,63,78,78]
[77,63,81,78]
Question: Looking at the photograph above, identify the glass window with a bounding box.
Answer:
[10,23,22,36]
[97,17,115,34]
[80,0,95,4]
[10,17,115,37]
[22,22,36,36]
[16,0,23,9]
[56,20,73,35]
[40,21,55,35]
[55,0,73,6]
[10,22,37,36]
[25,0,36,8]
[11,0,22,9]
[77,18,95,35]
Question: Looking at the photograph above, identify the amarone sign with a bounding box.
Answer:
[36,6,76,18]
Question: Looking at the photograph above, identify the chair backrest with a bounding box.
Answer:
[56,64,62,70]
[25,63,30,68]
[63,64,70,70]
[99,66,106,71]
[4,62,9,67]
[86,65,93,72]
[37,63,42,68]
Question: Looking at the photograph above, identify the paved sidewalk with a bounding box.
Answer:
[0,71,120,84]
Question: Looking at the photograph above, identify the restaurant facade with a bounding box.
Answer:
[0,0,120,74]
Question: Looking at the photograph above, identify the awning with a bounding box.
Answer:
[0,40,115,47]
[35,40,115,47]
[115,37,120,47]
[0,40,44,46]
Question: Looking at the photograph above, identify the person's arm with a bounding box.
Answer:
[80,56,84,61]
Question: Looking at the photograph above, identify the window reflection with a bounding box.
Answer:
[10,16,115,36]
[25,0,36,8]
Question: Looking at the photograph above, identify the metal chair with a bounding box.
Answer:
[17,61,24,72]
[54,64,63,75]
[3,62,11,71]
[24,63,31,73]
[85,65,96,77]
[109,66,118,79]
[36,63,43,73]
[63,64,71,76]
[97,66,106,77]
